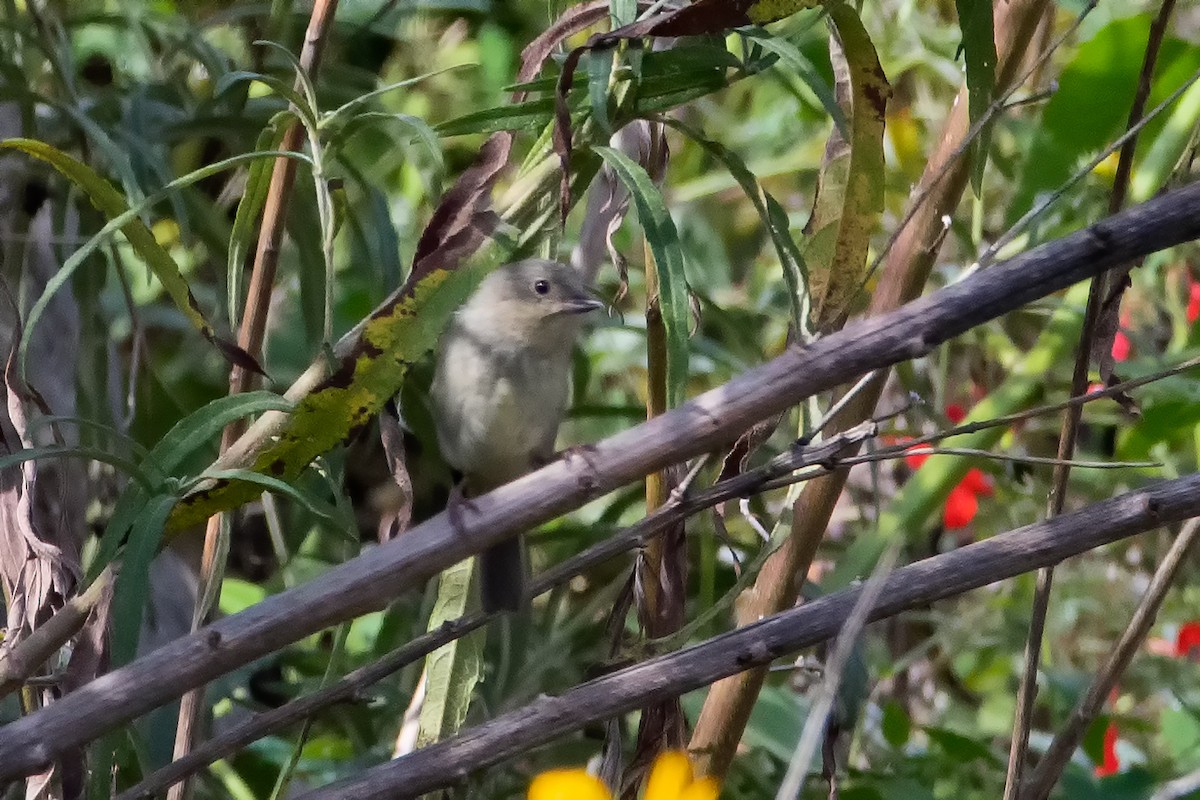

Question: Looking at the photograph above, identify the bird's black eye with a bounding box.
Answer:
[533,279,550,295]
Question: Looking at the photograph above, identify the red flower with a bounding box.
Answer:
[943,483,979,530]
[1111,311,1132,362]
[960,468,993,497]
[1111,331,1131,362]
[900,406,995,530]
[1175,621,1200,661]
[903,445,931,470]
[1188,277,1200,324]
[1094,720,1120,777]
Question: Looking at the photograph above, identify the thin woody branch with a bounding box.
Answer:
[1,177,1199,781]
[300,473,1200,800]
[110,363,1199,800]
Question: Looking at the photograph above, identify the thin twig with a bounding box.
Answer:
[4,179,1200,777]
[1001,5,1180,792]
[1022,516,1200,800]
[774,540,902,800]
[96,386,1163,799]
[811,370,883,437]
[855,0,1097,296]
[0,574,110,697]
[293,472,1200,800]
[690,0,1060,777]
[1108,0,1178,215]
[4,335,1193,708]
[121,356,1173,796]
[977,64,1200,269]
[1150,768,1200,800]
[756,448,1154,493]
[169,4,341,796]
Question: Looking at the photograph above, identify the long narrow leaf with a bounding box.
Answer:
[109,494,177,666]
[955,0,997,193]
[197,468,338,521]
[417,559,484,747]
[595,145,690,407]
[228,111,294,325]
[803,6,890,331]
[0,140,308,376]
[143,391,293,478]
[743,29,848,140]
[662,117,810,333]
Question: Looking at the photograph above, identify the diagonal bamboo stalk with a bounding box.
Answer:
[1002,5,1178,795]
[1,176,1199,779]
[169,5,341,798]
[297,473,1200,800]
[689,0,1052,778]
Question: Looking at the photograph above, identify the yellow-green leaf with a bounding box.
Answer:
[0,138,258,373]
[417,558,485,747]
[803,5,891,332]
[169,265,478,529]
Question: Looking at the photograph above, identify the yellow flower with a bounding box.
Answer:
[528,769,610,800]
[645,752,720,800]
[528,751,719,800]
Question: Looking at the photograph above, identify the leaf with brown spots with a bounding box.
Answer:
[170,2,694,529]
[802,5,890,332]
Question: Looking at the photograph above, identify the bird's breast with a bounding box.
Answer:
[432,335,570,487]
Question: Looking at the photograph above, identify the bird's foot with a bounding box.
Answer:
[551,444,601,492]
[446,480,480,534]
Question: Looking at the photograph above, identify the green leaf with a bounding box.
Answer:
[168,244,484,531]
[110,493,178,666]
[228,110,294,326]
[0,445,150,490]
[611,0,636,27]
[0,140,311,377]
[286,176,328,351]
[735,685,809,762]
[143,391,293,479]
[1130,73,1200,203]
[443,46,736,137]
[1011,16,1196,222]
[834,282,1089,586]
[923,725,1003,765]
[326,111,443,170]
[663,116,811,332]
[322,64,473,128]
[586,47,616,135]
[253,39,320,128]
[88,480,154,584]
[743,28,848,140]
[1,138,215,357]
[417,558,485,746]
[803,5,890,331]
[219,577,269,615]
[436,98,555,137]
[197,469,338,521]
[213,70,314,130]
[595,145,690,407]
[882,699,912,747]
[84,392,293,579]
[955,0,997,195]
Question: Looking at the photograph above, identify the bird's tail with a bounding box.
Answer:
[480,535,526,613]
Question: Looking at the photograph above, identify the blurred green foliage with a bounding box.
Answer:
[1,0,1200,798]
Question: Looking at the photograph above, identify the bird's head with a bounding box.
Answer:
[456,259,604,348]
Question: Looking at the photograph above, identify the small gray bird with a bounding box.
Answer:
[431,259,603,612]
